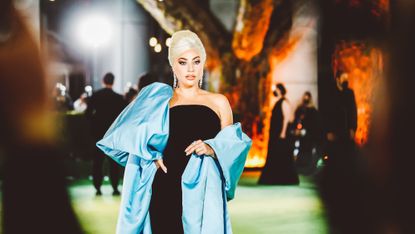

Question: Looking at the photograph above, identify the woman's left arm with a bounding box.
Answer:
[216,94,233,129]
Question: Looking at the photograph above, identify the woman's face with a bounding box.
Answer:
[303,94,311,104]
[172,49,203,88]
[273,86,282,97]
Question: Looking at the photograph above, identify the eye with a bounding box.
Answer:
[179,61,186,65]
[194,60,200,65]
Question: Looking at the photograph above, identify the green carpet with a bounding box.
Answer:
[69,171,328,234]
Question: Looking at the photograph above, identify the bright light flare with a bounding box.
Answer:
[77,15,112,48]
[165,37,172,47]
[149,37,158,47]
[154,44,162,53]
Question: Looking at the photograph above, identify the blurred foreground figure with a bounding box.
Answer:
[371,1,415,233]
[319,1,415,234]
[0,2,83,233]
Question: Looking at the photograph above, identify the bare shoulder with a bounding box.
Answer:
[201,91,233,128]
[201,90,230,109]
[212,93,230,108]
[282,99,292,109]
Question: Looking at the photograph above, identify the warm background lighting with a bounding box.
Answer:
[149,37,158,47]
[165,37,172,47]
[154,44,162,53]
[333,42,384,146]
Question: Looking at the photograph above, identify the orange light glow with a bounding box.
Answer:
[379,0,389,11]
[245,54,301,167]
[244,61,274,168]
[243,28,304,168]
[245,151,267,168]
[232,0,274,61]
[333,42,384,146]
[244,88,271,168]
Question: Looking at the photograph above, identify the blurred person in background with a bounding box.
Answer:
[292,91,322,175]
[318,69,364,233]
[138,72,157,91]
[85,72,127,196]
[73,93,88,113]
[53,83,74,112]
[258,83,299,185]
[325,71,357,147]
[0,1,83,233]
[124,86,138,104]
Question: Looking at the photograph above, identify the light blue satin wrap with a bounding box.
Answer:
[182,124,252,234]
[97,82,252,234]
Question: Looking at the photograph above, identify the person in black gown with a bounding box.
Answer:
[149,30,234,233]
[258,83,299,185]
[149,105,221,233]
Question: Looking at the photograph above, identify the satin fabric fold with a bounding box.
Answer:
[97,82,252,234]
[183,123,252,234]
[97,82,172,166]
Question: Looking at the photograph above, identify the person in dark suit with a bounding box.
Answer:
[326,71,357,146]
[86,73,127,195]
[319,70,360,233]
[323,70,358,173]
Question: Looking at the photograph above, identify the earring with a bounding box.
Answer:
[199,76,203,88]
[173,74,178,88]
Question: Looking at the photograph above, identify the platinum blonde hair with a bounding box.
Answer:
[168,30,206,66]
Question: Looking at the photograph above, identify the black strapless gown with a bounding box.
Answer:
[259,98,299,185]
[149,105,221,234]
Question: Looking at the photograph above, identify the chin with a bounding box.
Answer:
[181,80,198,87]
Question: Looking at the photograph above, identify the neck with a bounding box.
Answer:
[175,85,200,98]
[104,84,113,89]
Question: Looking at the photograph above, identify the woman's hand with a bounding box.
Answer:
[185,140,215,157]
[154,159,167,173]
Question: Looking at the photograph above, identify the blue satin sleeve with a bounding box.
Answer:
[204,123,252,200]
[96,82,172,166]
[95,82,173,234]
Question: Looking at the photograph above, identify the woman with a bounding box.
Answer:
[293,91,322,175]
[97,30,252,234]
[258,83,299,185]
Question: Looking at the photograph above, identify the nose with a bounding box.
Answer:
[187,62,194,72]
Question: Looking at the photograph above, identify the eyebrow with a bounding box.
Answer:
[178,56,201,61]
